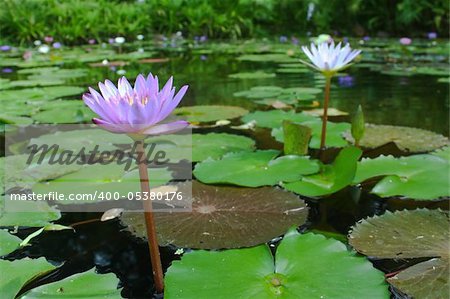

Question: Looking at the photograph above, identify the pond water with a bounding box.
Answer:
[1,39,449,298]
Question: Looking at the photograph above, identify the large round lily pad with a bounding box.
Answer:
[31,100,96,123]
[193,150,320,187]
[164,230,389,298]
[33,164,172,203]
[241,110,317,129]
[20,268,122,298]
[349,209,449,299]
[354,154,449,200]
[343,124,449,153]
[0,229,21,255]
[146,133,255,162]
[121,181,308,249]
[174,105,248,123]
[1,86,85,103]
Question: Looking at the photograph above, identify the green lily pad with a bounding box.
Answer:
[1,86,85,103]
[146,133,255,162]
[349,209,449,299]
[0,79,65,89]
[276,68,309,74]
[236,54,297,63]
[0,230,21,255]
[33,164,172,203]
[353,154,449,200]
[121,181,307,249]
[174,105,248,123]
[343,124,449,153]
[233,86,284,99]
[194,150,320,187]
[241,110,317,129]
[437,77,450,83]
[20,268,122,298]
[228,71,276,79]
[284,147,362,197]
[31,100,96,123]
[0,196,61,227]
[165,230,389,298]
[273,121,351,149]
[0,257,56,299]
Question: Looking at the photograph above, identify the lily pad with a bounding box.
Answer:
[165,230,389,298]
[353,154,449,200]
[241,110,317,129]
[233,86,284,99]
[146,133,255,162]
[121,181,307,249]
[349,209,449,299]
[1,86,85,103]
[236,54,297,63]
[20,268,122,298]
[174,105,248,123]
[193,150,320,187]
[0,257,56,299]
[33,164,173,203]
[228,71,276,79]
[0,196,61,227]
[343,124,449,153]
[31,100,96,123]
[272,121,351,149]
[0,229,21,255]
[284,147,362,197]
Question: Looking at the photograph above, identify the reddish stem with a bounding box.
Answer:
[320,76,332,150]
[136,141,164,294]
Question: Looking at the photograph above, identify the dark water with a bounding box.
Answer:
[3,50,450,298]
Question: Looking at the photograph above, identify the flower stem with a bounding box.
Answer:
[136,141,165,294]
[320,76,332,150]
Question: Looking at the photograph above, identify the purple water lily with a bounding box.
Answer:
[88,39,96,45]
[83,73,189,135]
[427,32,437,39]
[52,42,62,49]
[0,45,11,51]
[399,37,412,45]
[44,36,53,43]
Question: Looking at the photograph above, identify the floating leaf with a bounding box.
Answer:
[228,71,276,79]
[273,121,350,149]
[31,100,96,123]
[241,110,317,129]
[20,268,122,298]
[121,181,307,249]
[165,231,389,298]
[343,124,449,153]
[0,257,56,299]
[0,230,21,255]
[354,154,449,200]
[233,86,283,99]
[1,86,85,103]
[284,147,362,197]
[174,105,248,123]
[349,209,449,299]
[236,54,297,63]
[33,164,172,203]
[146,133,255,162]
[194,150,320,187]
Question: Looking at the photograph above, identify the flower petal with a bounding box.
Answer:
[141,120,189,135]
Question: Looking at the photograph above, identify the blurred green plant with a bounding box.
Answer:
[0,0,448,45]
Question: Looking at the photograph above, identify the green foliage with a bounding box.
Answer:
[0,0,447,44]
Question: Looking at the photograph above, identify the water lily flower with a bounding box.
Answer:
[301,41,361,149]
[115,36,125,44]
[88,39,96,45]
[33,40,42,46]
[0,45,11,51]
[427,32,437,39]
[116,69,126,75]
[52,42,62,49]
[199,35,207,43]
[301,42,361,76]
[38,44,50,54]
[44,36,53,43]
[137,34,144,40]
[108,38,115,44]
[399,37,412,45]
[2,68,13,73]
[279,36,288,43]
[82,73,189,136]
[337,75,355,87]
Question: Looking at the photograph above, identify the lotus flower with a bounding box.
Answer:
[399,37,412,45]
[301,42,361,76]
[83,73,189,136]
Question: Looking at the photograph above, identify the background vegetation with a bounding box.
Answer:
[0,0,448,45]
